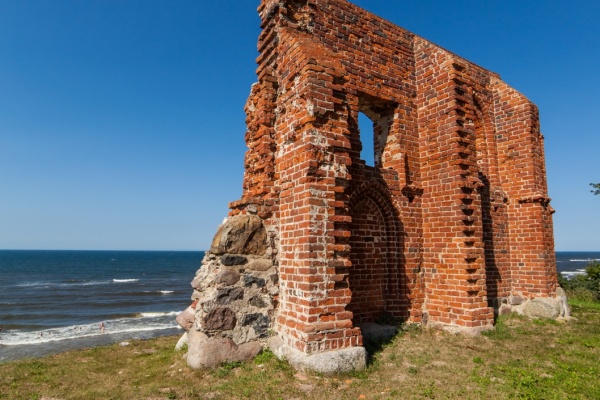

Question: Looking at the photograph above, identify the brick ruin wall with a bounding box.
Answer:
[179,0,567,372]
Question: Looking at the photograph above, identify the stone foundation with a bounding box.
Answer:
[267,336,367,373]
[178,215,279,368]
[497,288,570,320]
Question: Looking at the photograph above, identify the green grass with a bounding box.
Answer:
[1,301,599,399]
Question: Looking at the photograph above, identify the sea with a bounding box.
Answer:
[0,250,598,363]
[0,250,203,363]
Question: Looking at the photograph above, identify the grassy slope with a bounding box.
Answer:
[1,302,599,400]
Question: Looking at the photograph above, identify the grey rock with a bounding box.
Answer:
[241,313,270,337]
[210,215,267,256]
[556,287,571,317]
[221,255,248,266]
[249,295,268,308]
[244,274,266,288]
[268,336,366,373]
[523,298,561,319]
[175,332,188,351]
[509,295,524,305]
[191,276,203,290]
[246,259,272,271]
[216,287,244,305]
[498,304,512,315]
[186,329,209,368]
[187,337,262,369]
[176,306,195,331]
[216,269,241,285]
[204,307,237,331]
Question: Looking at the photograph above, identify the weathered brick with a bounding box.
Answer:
[225,0,558,356]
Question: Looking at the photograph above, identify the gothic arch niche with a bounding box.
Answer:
[348,185,402,324]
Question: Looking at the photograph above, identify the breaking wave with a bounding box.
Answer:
[0,312,181,346]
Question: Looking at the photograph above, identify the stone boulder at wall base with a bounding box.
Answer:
[187,329,262,369]
[210,215,267,256]
[522,298,562,319]
[180,214,278,369]
[176,305,195,331]
[505,287,571,319]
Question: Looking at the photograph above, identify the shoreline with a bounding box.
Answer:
[0,328,181,364]
[0,302,598,399]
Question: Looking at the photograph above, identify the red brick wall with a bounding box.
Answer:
[229,0,558,353]
[493,80,557,298]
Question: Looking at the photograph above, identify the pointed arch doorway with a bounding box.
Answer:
[348,186,400,324]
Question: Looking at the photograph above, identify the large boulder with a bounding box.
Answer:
[187,329,262,368]
[210,215,267,256]
[176,304,196,331]
[522,298,561,319]
[175,332,188,351]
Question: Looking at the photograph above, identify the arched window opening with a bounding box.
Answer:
[357,95,396,169]
[358,111,375,166]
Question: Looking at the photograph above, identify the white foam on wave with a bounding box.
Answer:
[77,280,111,286]
[142,290,175,295]
[113,279,139,283]
[569,259,600,262]
[560,270,586,278]
[140,311,179,318]
[0,312,181,346]
[14,281,50,288]
[15,280,110,288]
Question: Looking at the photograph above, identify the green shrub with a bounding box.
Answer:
[586,260,600,281]
[559,261,600,302]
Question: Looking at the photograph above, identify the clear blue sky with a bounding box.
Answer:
[1,1,598,251]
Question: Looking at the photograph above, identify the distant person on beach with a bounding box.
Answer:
[100,322,105,333]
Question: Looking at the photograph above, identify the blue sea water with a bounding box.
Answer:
[0,250,203,362]
[555,251,600,277]
[0,250,598,363]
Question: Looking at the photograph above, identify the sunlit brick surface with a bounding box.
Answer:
[228,0,558,355]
